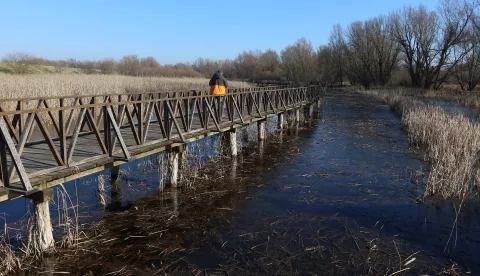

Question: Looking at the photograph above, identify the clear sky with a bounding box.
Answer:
[0,0,438,64]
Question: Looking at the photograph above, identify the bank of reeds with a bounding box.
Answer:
[366,87,480,109]
[0,73,251,99]
[364,90,480,199]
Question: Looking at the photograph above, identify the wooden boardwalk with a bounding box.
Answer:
[0,86,322,201]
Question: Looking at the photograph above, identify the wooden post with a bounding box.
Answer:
[29,189,54,251]
[258,120,266,141]
[295,109,300,122]
[138,94,144,143]
[277,113,284,130]
[308,104,314,120]
[59,98,67,163]
[226,129,237,157]
[169,149,180,188]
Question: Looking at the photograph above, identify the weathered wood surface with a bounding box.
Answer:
[0,86,322,197]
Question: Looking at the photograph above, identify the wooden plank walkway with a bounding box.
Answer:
[0,86,322,201]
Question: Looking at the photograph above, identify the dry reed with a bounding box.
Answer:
[0,73,251,99]
[403,107,480,198]
[363,89,480,199]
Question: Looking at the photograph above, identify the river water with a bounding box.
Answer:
[15,90,480,275]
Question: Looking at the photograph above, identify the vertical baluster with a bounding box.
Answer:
[59,98,67,163]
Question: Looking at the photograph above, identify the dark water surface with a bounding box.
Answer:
[22,91,480,275]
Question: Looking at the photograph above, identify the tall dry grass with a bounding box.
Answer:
[0,73,252,99]
[366,86,480,109]
[363,90,480,199]
[403,107,480,198]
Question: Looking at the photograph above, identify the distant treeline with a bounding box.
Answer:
[3,0,480,90]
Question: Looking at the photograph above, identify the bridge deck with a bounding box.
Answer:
[0,86,322,201]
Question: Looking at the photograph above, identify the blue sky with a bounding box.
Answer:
[0,0,438,64]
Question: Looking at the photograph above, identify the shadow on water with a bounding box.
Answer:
[12,90,480,275]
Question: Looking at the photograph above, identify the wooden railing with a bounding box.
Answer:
[0,85,323,192]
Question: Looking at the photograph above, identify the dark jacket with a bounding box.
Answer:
[209,72,229,88]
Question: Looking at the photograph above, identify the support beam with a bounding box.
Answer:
[30,188,54,251]
[169,149,180,188]
[277,113,284,130]
[258,120,266,141]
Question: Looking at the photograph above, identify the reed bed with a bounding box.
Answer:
[363,89,480,199]
[0,73,252,99]
[403,107,480,198]
[366,87,480,109]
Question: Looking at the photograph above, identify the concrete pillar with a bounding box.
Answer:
[294,109,300,122]
[226,129,237,157]
[169,149,180,188]
[277,113,284,130]
[258,120,266,141]
[30,189,54,251]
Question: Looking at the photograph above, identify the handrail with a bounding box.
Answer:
[0,87,312,116]
[0,85,293,103]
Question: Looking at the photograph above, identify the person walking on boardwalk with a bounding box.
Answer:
[209,70,228,95]
[209,70,228,119]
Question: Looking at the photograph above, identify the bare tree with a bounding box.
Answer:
[193,57,217,77]
[118,55,140,76]
[329,24,347,84]
[234,50,262,80]
[281,38,317,82]
[345,21,376,88]
[391,1,475,89]
[259,49,280,72]
[317,45,335,83]
[99,58,116,75]
[2,52,35,74]
[367,16,400,85]
[140,56,160,68]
